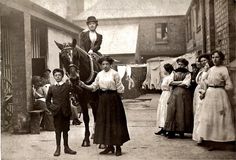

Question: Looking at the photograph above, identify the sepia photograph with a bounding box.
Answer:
[1,0,236,159]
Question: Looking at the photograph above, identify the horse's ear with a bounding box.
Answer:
[54,41,64,50]
[72,39,77,48]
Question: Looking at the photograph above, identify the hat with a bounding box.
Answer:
[86,16,98,24]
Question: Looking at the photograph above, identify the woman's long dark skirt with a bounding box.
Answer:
[94,90,130,146]
[164,87,193,133]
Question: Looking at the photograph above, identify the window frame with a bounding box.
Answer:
[155,23,169,44]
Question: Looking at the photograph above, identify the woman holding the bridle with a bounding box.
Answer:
[79,56,130,156]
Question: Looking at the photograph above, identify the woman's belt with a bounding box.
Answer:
[98,89,117,94]
[208,85,224,88]
[35,97,44,99]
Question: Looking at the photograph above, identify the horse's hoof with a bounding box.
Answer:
[81,140,90,147]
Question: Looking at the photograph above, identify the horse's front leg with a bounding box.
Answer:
[80,101,90,147]
[89,101,97,139]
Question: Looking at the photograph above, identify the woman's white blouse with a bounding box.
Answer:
[89,31,97,44]
[90,69,125,93]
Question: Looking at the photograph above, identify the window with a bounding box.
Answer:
[195,0,201,32]
[187,15,192,41]
[155,23,168,43]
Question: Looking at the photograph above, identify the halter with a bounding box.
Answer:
[62,43,96,84]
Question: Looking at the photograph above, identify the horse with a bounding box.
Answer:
[55,39,101,147]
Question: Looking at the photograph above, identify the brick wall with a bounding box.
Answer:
[214,0,230,63]
[228,0,236,62]
[205,0,215,54]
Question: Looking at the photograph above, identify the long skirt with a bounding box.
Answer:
[94,90,130,146]
[196,87,236,142]
[164,87,193,133]
[156,90,171,132]
[192,85,203,141]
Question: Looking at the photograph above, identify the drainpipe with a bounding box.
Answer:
[202,0,207,53]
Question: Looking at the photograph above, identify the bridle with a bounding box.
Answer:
[61,43,96,84]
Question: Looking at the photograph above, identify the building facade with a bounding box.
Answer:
[186,0,236,127]
[75,16,186,64]
[74,0,191,64]
[0,0,82,133]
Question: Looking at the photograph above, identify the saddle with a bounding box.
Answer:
[89,52,102,61]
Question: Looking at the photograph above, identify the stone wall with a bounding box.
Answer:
[9,11,32,133]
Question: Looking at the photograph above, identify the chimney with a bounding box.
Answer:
[66,0,84,22]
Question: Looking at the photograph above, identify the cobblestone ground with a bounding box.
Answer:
[1,94,236,160]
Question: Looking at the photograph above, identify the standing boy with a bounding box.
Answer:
[46,68,76,156]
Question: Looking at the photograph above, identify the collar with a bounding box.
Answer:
[54,81,64,86]
[89,30,97,34]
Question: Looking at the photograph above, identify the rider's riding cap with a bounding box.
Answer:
[86,16,98,24]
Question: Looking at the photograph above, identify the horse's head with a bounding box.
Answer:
[55,39,100,84]
[55,39,80,78]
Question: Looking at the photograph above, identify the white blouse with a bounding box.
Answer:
[89,31,97,44]
[90,69,125,93]
[205,66,233,90]
[161,74,172,91]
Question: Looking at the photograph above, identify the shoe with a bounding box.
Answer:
[54,146,60,156]
[72,118,82,125]
[155,129,166,135]
[207,146,215,151]
[99,146,115,154]
[197,138,203,146]
[179,133,184,139]
[98,144,106,149]
[167,132,175,139]
[116,146,122,156]
[64,146,77,154]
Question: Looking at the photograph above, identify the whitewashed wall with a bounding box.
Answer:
[47,27,72,83]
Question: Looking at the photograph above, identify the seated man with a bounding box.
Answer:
[32,76,52,130]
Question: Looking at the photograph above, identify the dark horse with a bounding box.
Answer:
[55,39,101,147]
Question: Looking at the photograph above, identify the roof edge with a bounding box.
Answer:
[73,14,186,22]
